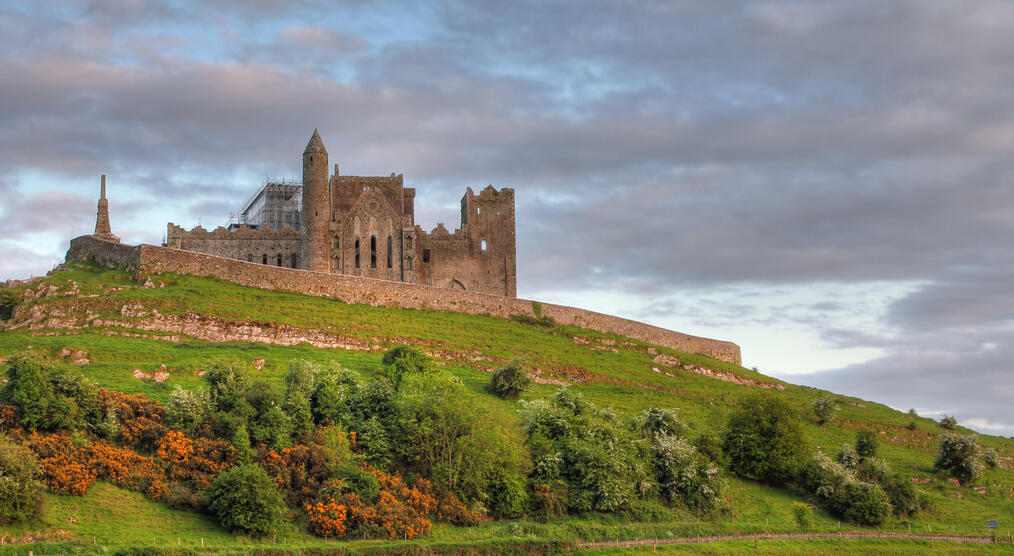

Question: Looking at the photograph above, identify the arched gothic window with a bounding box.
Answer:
[387,236,393,268]
[370,235,377,268]
[354,237,360,268]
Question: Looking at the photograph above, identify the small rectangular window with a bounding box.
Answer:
[423,249,430,263]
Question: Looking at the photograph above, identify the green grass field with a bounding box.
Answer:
[1,262,1012,554]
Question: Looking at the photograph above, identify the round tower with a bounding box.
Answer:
[301,129,330,271]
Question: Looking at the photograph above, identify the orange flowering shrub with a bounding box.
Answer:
[85,441,166,498]
[99,389,168,451]
[375,490,431,540]
[304,498,348,537]
[0,404,20,431]
[156,430,234,489]
[370,467,437,516]
[25,433,97,495]
[260,443,330,507]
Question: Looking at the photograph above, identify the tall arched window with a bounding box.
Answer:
[370,235,377,268]
[387,236,393,268]
[354,237,360,268]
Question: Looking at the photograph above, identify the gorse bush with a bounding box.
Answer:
[206,464,285,537]
[488,360,532,401]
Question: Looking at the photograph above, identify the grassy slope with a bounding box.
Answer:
[1,262,1013,554]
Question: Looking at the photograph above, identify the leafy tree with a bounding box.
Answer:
[855,429,879,461]
[983,447,999,469]
[488,360,532,401]
[311,365,362,428]
[381,345,431,389]
[232,423,253,465]
[0,288,17,321]
[652,433,724,514]
[812,395,838,425]
[0,434,43,525]
[167,387,210,437]
[359,416,392,469]
[939,415,958,430]
[723,393,810,485]
[640,408,688,438]
[881,473,925,517]
[283,360,319,438]
[206,464,285,537]
[692,431,725,465]
[837,443,859,469]
[0,355,100,431]
[935,433,983,484]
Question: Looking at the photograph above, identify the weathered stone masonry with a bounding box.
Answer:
[67,235,742,365]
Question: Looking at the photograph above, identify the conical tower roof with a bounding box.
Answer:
[304,128,327,154]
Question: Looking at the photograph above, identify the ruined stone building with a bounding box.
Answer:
[165,130,517,297]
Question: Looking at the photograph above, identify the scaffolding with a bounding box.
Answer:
[237,179,302,231]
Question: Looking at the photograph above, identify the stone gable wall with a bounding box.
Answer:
[66,235,742,364]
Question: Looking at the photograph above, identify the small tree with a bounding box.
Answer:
[983,447,999,469]
[653,433,724,514]
[935,433,983,484]
[640,408,688,438]
[855,429,879,461]
[0,288,17,321]
[812,395,839,425]
[381,346,430,389]
[939,415,957,430]
[0,434,43,525]
[724,393,810,486]
[837,443,859,469]
[167,387,210,437]
[488,360,532,401]
[206,464,285,537]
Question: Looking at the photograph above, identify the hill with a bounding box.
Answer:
[0,261,1012,555]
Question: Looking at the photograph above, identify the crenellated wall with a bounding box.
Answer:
[66,235,742,365]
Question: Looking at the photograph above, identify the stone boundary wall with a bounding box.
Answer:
[67,235,742,364]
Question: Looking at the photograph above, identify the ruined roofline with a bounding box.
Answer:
[167,222,300,238]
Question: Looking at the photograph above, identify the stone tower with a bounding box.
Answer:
[300,129,330,271]
[93,174,120,242]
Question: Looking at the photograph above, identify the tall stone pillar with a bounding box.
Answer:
[300,129,330,271]
[93,174,120,242]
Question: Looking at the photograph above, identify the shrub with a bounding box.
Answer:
[935,433,983,484]
[792,502,815,529]
[801,452,891,526]
[166,387,210,437]
[0,433,43,524]
[206,464,285,537]
[640,408,687,438]
[381,346,431,389]
[939,415,957,429]
[99,389,168,451]
[723,393,809,486]
[488,360,533,401]
[812,395,838,425]
[652,433,724,514]
[983,447,999,469]
[692,431,725,465]
[487,467,528,518]
[837,443,859,469]
[259,443,332,507]
[856,457,889,483]
[1,356,101,432]
[881,474,923,517]
[855,429,879,461]
[305,498,348,537]
[529,481,568,522]
[359,416,392,468]
[0,288,17,321]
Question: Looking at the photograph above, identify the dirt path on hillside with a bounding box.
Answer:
[580,531,1007,549]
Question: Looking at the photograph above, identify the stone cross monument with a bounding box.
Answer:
[93,174,120,242]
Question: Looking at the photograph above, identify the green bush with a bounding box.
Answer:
[0,355,101,431]
[166,387,210,437]
[881,473,923,517]
[935,433,983,484]
[723,393,809,486]
[855,429,879,461]
[939,415,958,429]
[0,288,17,321]
[0,433,43,525]
[489,360,533,401]
[652,433,724,514]
[812,395,838,425]
[801,452,891,526]
[856,457,889,483]
[640,408,687,438]
[792,502,815,529]
[206,464,285,537]
[983,447,999,469]
[381,345,431,388]
[837,443,859,469]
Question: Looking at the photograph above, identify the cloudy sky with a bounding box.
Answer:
[2,1,1012,435]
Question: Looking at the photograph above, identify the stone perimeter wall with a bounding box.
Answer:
[67,235,742,364]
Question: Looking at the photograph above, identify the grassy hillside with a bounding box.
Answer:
[0,262,1012,554]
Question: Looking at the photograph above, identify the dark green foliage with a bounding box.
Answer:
[692,431,725,465]
[283,359,319,439]
[232,423,253,465]
[837,443,858,469]
[204,362,253,415]
[510,314,556,327]
[0,354,100,432]
[855,429,879,461]
[522,390,649,513]
[652,433,724,514]
[640,408,688,438]
[0,433,43,525]
[881,473,924,517]
[331,462,381,503]
[311,365,362,428]
[246,382,293,450]
[487,467,528,518]
[489,360,533,401]
[723,393,810,485]
[939,415,958,429]
[812,395,838,425]
[206,464,285,537]
[935,433,983,483]
[801,453,892,526]
[0,288,17,321]
[983,447,999,469]
[359,416,392,468]
[381,345,431,388]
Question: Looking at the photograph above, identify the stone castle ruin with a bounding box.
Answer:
[166,130,516,297]
[68,133,742,366]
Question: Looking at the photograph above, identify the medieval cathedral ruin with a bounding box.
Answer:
[165,130,517,297]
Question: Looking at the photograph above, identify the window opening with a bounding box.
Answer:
[423,249,431,263]
[262,254,267,265]
[291,253,298,268]
[387,236,393,268]
[355,237,360,268]
[276,254,282,266]
[247,254,253,262]
[406,257,413,270]
[481,239,487,252]
[370,235,377,268]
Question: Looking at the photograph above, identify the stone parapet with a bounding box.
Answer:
[65,236,742,365]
